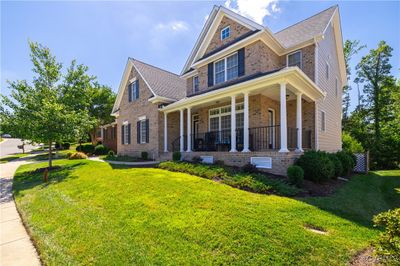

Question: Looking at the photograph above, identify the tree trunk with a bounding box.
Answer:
[89,128,97,145]
[48,140,53,169]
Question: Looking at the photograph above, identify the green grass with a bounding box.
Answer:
[101,154,151,162]
[13,160,400,265]
[0,153,29,163]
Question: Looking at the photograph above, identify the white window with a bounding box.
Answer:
[221,26,230,40]
[326,62,329,80]
[193,76,199,93]
[320,111,326,132]
[208,103,244,132]
[287,51,302,69]
[140,119,147,144]
[214,53,238,85]
[124,124,129,144]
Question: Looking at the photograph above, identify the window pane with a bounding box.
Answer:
[210,117,219,131]
[221,115,231,130]
[215,60,225,84]
[221,27,230,40]
[288,52,301,68]
[236,113,244,128]
[193,76,199,92]
[140,120,147,143]
[226,54,238,80]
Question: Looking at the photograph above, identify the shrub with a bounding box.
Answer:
[68,152,88,160]
[76,144,95,154]
[55,142,71,150]
[373,208,400,264]
[172,151,181,161]
[108,150,115,157]
[336,151,355,176]
[342,132,364,154]
[241,163,258,173]
[287,165,304,187]
[141,151,148,160]
[295,150,334,182]
[94,145,109,155]
[328,153,343,178]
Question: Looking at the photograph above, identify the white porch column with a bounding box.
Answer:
[295,93,304,152]
[179,109,184,152]
[279,82,289,152]
[230,95,237,152]
[164,112,168,152]
[186,107,191,152]
[242,92,250,152]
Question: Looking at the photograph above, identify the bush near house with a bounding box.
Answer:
[94,145,109,155]
[287,165,304,187]
[373,208,400,264]
[172,151,181,161]
[328,153,343,178]
[158,161,300,196]
[141,151,148,160]
[76,144,95,154]
[336,151,356,176]
[296,151,335,182]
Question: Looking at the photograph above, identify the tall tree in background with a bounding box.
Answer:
[355,41,398,168]
[342,40,365,123]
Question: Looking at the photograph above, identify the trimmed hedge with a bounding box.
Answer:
[287,165,304,187]
[94,145,109,155]
[328,153,343,178]
[296,150,334,182]
[76,144,95,154]
[336,151,355,176]
[158,161,300,196]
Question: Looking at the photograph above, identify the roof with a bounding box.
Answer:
[130,58,186,101]
[274,6,337,48]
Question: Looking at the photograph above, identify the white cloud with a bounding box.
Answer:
[224,0,281,25]
[155,21,189,32]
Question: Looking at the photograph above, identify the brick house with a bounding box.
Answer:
[111,5,346,175]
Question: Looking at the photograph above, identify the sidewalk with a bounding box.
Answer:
[0,158,41,266]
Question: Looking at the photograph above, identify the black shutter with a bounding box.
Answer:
[137,121,141,144]
[127,124,131,144]
[238,48,245,77]
[135,80,139,99]
[145,119,149,143]
[121,125,124,144]
[207,63,214,87]
[128,84,132,102]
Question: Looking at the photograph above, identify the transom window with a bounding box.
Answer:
[193,76,199,93]
[209,103,244,132]
[287,51,302,69]
[214,53,238,85]
[221,26,230,40]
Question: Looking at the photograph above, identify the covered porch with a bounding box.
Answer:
[161,67,324,156]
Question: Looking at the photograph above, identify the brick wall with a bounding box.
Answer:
[102,126,118,153]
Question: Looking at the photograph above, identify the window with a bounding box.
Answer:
[124,125,129,143]
[320,111,326,132]
[287,51,302,69]
[214,53,238,85]
[326,62,329,80]
[221,26,230,40]
[208,103,244,132]
[129,80,139,102]
[193,76,199,93]
[140,119,147,144]
[335,77,339,97]
[121,124,130,145]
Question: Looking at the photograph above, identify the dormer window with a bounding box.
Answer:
[193,76,199,93]
[287,51,302,69]
[221,26,230,40]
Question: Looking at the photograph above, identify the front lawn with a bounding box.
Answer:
[0,153,29,163]
[13,160,400,265]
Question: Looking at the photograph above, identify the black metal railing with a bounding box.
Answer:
[171,125,312,152]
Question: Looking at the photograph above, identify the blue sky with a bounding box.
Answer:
[1,0,399,111]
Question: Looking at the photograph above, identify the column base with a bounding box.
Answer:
[295,148,304,153]
[186,150,192,153]
[279,148,290,153]
[242,148,251,152]
[229,149,238,153]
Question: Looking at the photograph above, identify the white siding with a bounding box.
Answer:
[315,23,342,152]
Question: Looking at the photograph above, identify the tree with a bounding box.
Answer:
[355,41,398,168]
[0,42,92,169]
[342,40,365,122]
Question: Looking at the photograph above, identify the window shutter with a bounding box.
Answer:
[238,48,245,77]
[128,124,131,144]
[145,119,149,143]
[135,80,139,99]
[121,125,124,144]
[208,63,214,87]
[137,121,141,144]
[128,84,132,102]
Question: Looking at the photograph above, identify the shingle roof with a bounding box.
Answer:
[274,6,337,48]
[130,58,186,101]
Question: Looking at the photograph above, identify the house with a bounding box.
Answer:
[111,5,345,175]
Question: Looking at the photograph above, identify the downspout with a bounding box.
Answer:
[314,40,319,150]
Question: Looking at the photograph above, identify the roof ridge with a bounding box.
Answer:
[129,57,182,78]
[274,5,337,35]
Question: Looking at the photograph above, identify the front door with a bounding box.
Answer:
[268,109,275,149]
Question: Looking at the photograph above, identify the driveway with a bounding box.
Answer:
[0,138,37,157]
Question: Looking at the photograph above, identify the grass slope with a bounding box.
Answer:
[13,160,400,265]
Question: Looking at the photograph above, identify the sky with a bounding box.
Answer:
[1,0,399,112]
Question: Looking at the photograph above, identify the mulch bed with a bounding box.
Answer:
[350,248,378,266]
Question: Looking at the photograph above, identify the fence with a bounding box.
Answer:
[353,151,369,173]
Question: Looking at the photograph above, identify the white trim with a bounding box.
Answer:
[164,113,168,152]
[221,25,230,40]
[148,95,176,104]
[315,43,319,86]
[213,51,238,85]
[267,108,276,149]
[279,82,289,153]
[138,115,146,121]
[139,119,147,144]
[123,120,129,125]
[129,77,137,83]
[208,102,244,132]
[286,50,302,69]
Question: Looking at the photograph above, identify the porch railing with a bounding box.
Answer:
[171,125,312,152]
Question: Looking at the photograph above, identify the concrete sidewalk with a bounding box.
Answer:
[0,159,41,266]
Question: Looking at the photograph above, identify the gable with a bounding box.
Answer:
[204,16,252,55]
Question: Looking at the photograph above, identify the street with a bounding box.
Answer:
[0,138,37,157]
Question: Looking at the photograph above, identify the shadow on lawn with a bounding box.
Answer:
[12,162,86,197]
[297,171,400,228]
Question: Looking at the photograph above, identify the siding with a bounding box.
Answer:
[315,23,342,152]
